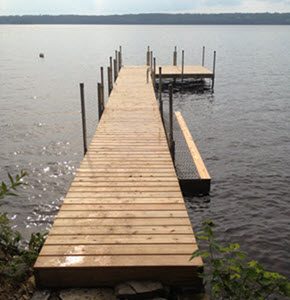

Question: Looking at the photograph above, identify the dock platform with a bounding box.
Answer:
[156,65,213,79]
[34,66,203,288]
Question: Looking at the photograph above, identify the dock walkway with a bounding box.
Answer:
[34,66,202,287]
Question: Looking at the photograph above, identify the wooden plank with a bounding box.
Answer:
[65,192,182,198]
[64,198,184,204]
[72,177,178,182]
[49,225,193,235]
[67,187,181,192]
[175,111,211,180]
[74,173,177,177]
[79,164,176,169]
[60,204,186,211]
[40,244,196,256]
[53,218,191,226]
[56,210,189,219]
[76,169,175,173]
[45,234,196,245]
[70,181,179,187]
[35,255,202,268]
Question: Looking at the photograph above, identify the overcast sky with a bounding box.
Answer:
[1,0,290,15]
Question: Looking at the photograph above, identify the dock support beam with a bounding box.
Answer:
[79,83,87,155]
[212,51,216,92]
[158,67,163,122]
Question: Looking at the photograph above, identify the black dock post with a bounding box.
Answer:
[181,50,184,90]
[158,67,163,122]
[212,51,216,92]
[79,83,87,155]
[168,84,174,161]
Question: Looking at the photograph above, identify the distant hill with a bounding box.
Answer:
[1,13,290,25]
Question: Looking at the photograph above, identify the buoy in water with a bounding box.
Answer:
[39,53,44,58]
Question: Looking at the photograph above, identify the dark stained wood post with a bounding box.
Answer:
[100,83,104,115]
[79,83,87,155]
[202,46,205,67]
[212,50,216,92]
[97,83,102,120]
[100,66,104,104]
[181,50,185,89]
[110,56,113,72]
[113,59,117,82]
[108,67,112,95]
[118,51,121,72]
[168,84,173,154]
[153,57,156,89]
[150,51,153,70]
[158,67,163,122]
[119,46,122,69]
[173,46,177,66]
[115,50,118,68]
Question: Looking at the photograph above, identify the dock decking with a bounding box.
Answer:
[34,66,203,287]
[155,65,213,79]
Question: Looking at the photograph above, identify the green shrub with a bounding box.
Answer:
[191,221,290,299]
[0,171,47,273]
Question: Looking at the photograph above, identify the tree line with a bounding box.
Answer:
[0,13,290,25]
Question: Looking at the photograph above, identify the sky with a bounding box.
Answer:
[0,0,290,15]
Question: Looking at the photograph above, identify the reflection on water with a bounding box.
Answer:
[0,25,289,278]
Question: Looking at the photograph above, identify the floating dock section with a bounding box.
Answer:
[34,66,205,287]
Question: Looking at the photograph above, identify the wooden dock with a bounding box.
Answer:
[155,65,213,79]
[34,65,204,288]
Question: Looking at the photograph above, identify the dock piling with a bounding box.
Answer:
[100,66,104,103]
[119,46,122,69]
[158,67,163,122]
[173,46,177,66]
[79,83,87,155]
[212,51,216,91]
[110,56,113,71]
[113,59,117,82]
[107,67,112,95]
[115,50,118,67]
[202,46,205,67]
[118,51,121,72]
[98,82,104,120]
[181,50,185,89]
[168,84,174,157]
[146,46,150,66]
[153,57,156,90]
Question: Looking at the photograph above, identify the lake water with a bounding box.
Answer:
[0,25,289,278]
